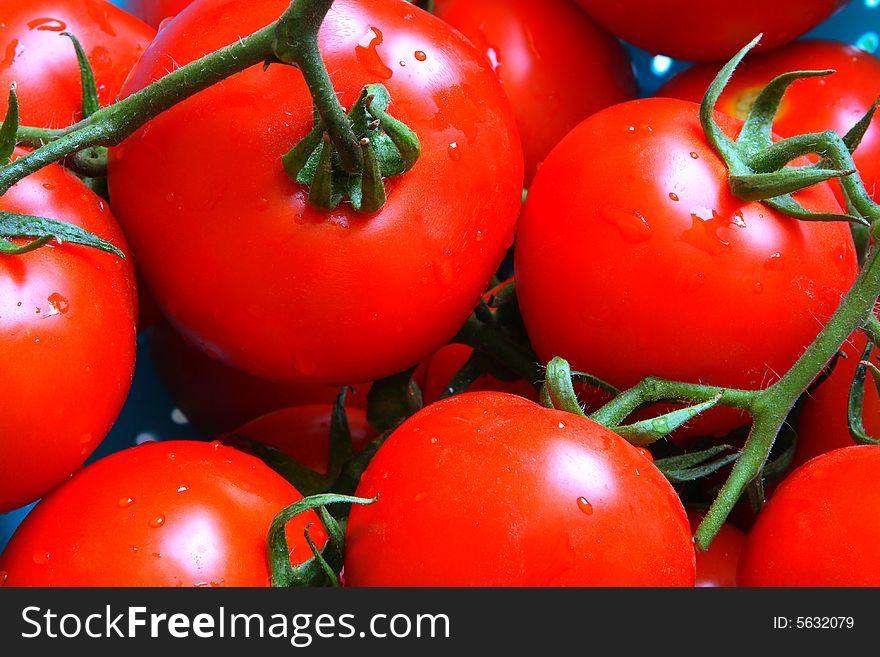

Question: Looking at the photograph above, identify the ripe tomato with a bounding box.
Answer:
[572,0,847,62]
[432,0,636,183]
[0,148,136,514]
[344,392,695,586]
[515,98,858,436]
[738,446,880,586]
[125,0,193,28]
[0,440,323,586]
[659,40,880,207]
[687,509,744,587]
[224,404,376,474]
[794,332,880,469]
[148,320,371,437]
[108,0,523,385]
[0,0,154,128]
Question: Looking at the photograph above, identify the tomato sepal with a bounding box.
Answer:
[0,210,124,257]
[267,493,376,587]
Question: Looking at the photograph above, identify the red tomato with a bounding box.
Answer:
[572,0,847,62]
[344,392,695,586]
[0,148,136,513]
[0,0,154,128]
[108,0,523,385]
[738,446,880,586]
[515,98,858,436]
[659,40,880,207]
[433,0,636,183]
[688,509,745,587]
[148,320,372,437]
[0,440,323,586]
[126,0,193,28]
[794,332,880,468]
[224,404,376,474]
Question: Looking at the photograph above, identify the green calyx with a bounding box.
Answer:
[282,84,420,214]
[702,35,880,230]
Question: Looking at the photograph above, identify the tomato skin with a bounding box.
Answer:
[148,320,371,437]
[738,446,880,586]
[108,0,523,385]
[659,40,880,207]
[224,404,376,475]
[688,510,744,587]
[126,0,193,28]
[345,392,695,586]
[433,0,636,183]
[794,332,880,469]
[515,98,858,437]
[0,440,323,587]
[0,149,137,514]
[0,0,154,128]
[573,0,847,62]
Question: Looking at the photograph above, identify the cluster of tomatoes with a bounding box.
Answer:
[0,0,879,588]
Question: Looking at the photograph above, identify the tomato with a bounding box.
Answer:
[432,0,636,183]
[0,0,154,128]
[344,392,695,586]
[738,445,880,586]
[794,332,880,469]
[148,320,372,437]
[224,404,376,474]
[687,509,744,587]
[572,0,847,62]
[0,148,136,514]
[107,0,523,385]
[515,98,858,436]
[659,40,880,207]
[0,440,323,586]
[126,0,193,28]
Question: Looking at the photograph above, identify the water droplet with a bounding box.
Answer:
[0,39,22,69]
[135,432,157,445]
[668,192,679,202]
[600,205,652,243]
[130,546,139,553]
[118,496,134,507]
[177,486,188,493]
[474,229,484,242]
[486,47,501,72]
[148,515,166,528]
[32,551,51,564]
[764,252,784,270]
[27,17,67,31]
[754,281,764,294]
[398,60,406,67]
[355,26,393,79]
[42,182,55,191]
[447,142,460,161]
[558,422,566,429]
[576,497,593,515]
[636,447,653,462]
[689,152,699,159]
[680,207,744,255]
[731,210,747,228]
[414,50,427,61]
[47,292,69,315]
[0,570,7,586]
[210,440,222,451]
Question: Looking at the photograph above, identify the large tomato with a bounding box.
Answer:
[738,445,880,586]
[572,0,847,62]
[107,0,523,385]
[515,98,858,436]
[0,148,137,513]
[659,40,880,207]
[0,440,323,586]
[344,392,695,586]
[0,0,154,128]
[432,0,636,183]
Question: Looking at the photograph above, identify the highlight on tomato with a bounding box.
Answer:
[344,392,696,586]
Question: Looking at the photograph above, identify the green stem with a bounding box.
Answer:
[273,0,362,174]
[695,242,880,549]
[863,313,880,345]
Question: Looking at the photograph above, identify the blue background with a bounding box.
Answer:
[1,0,879,551]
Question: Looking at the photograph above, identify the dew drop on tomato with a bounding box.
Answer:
[599,205,652,244]
[576,497,593,515]
[148,515,165,528]
[355,26,393,79]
